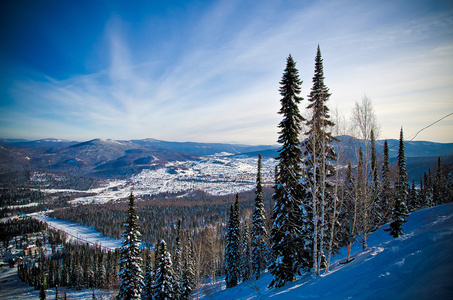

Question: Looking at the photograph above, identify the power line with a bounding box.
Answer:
[407,112,453,142]
[336,112,453,183]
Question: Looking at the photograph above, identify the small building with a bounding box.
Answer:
[23,244,38,256]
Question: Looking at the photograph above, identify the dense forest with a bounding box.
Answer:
[0,170,99,218]
[48,188,274,282]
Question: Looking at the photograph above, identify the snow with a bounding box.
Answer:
[31,156,276,205]
[30,212,122,250]
[150,157,270,194]
[5,202,38,209]
[128,156,276,196]
[209,203,453,299]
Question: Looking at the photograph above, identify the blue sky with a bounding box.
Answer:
[1,0,452,144]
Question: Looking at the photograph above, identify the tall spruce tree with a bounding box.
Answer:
[446,173,453,204]
[433,157,442,205]
[173,220,183,299]
[426,170,434,207]
[241,223,252,282]
[370,130,381,228]
[142,250,153,300]
[251,154,267,280]
[397,128,409,204]
[301,45,337,274]
[225,195,240,288]
[153,239,176,300]
[181,235,195,300]
[380,140,393,224]
[118,192,144,300]
[408,179,418,212]
[96,250,106,288]
[269,54,306,288]
[150,242,161,298]
[433,157,450,205]
[387,128,409,238]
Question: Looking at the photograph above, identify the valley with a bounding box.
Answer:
[31,154,277,207]
[1,136,452,210]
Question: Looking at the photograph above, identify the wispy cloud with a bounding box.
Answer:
[1,0,452,143]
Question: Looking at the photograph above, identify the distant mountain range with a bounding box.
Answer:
[3,136,452,158]
[0,138,79,148]
[0,138,277,156]
[239,135,453,158]
[0,138,199,178]
[0,136,451,180]
[128,138,278,156]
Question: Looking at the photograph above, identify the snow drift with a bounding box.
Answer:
[210,203,453,299]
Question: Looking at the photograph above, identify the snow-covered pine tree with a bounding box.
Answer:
[142,250,153,300]
[370,129,381,228]
[241,223,251,282]
[407,179,418,212]
[181,235,195,300]
[301,45,337,274]
[426,170,434,207]
[251,154,267,280]
[380,140,393,224]
[173,220,183,299]
[419,177,426,209]
[150,242,161,298]
[225,195,240,288]
[268,54,306,289]
[48,257,58,288]
[118,192,144,300]
[153,239,176,300]
[434,157,450,205]
[446,173,453,203]
[61,255,70,287]
[397,130,409,200]
[74,259,84,290]
[433,158,442,205]
[96,250,106,289]
[386,128,409,238]
[107,249,119,286]
[85,256,94,289]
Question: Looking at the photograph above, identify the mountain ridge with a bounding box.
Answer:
[0,138,200,178]
[2,136,452,158]
[0,136,451,180]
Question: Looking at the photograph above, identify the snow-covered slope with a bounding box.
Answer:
[31,212,122,250]
[210,203,453,299]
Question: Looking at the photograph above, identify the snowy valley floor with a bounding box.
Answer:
[1,203,452,299]
[211,203,453,300]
